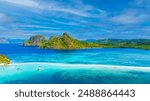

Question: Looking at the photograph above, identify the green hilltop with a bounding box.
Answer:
[24,32,100,49]
[23,35,46,46]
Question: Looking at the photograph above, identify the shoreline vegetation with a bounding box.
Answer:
[91,39,150,50]
[23,32,150,50]
[0,54,10,65]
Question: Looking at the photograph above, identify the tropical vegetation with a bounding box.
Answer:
[24,32,100,49]
[0,54,10,65]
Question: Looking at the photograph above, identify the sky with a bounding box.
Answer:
[0,0,150,40]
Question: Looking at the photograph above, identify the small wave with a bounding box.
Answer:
[7,62,150,72]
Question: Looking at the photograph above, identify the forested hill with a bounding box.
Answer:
[23,32,100,49]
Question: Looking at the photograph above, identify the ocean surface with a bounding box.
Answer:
[0,44,150,84]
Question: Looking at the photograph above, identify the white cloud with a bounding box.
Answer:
[131,0,150,7]
[111,14,147,24]
[0,0,106,18]
[110,0,150,25]
[111,8,149,24]
[0,12,10,24]
[19,25,60,30]
[51,19,78,26]
[0,0,42,8]
[0,13,8,22]
[50,3,106,18]
[0,13,5,18]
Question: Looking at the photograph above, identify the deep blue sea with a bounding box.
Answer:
[0,44,150,84]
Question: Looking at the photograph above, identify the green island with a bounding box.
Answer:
[92,39,150,50]
[23,32,100,49]
[23,32,150,50]
[23,35,46,46]
[0,54,10,65]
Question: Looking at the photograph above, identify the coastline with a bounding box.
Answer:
[23,45,150,51]
[21,43,150,50]
[1,43,150,51]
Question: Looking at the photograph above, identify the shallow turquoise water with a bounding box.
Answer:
[0,44,150,84]
[0,63,150,84]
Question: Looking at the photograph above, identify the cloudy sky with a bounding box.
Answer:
[0,0,150,40]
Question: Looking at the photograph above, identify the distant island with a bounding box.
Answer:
[0,38,25,44]
[23,32,150,50]
[23,32,100,49]
[88,39,150,50]
[0,55,10,65]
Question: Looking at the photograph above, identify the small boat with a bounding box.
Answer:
[37,66,43,71]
